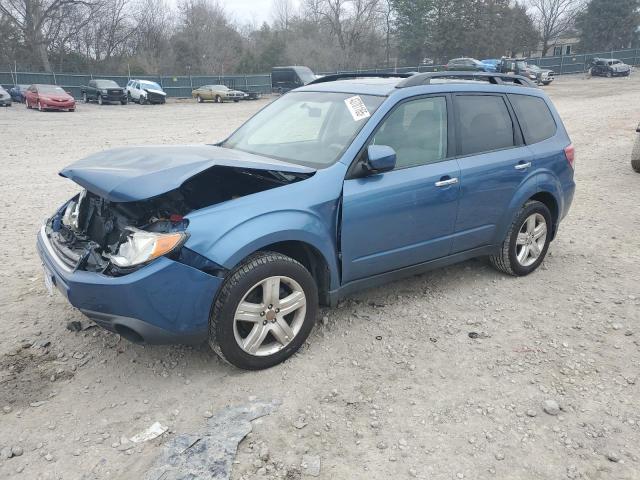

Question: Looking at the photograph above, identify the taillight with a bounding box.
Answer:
[564,144,575,169]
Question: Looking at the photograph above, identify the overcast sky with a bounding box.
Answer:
[224,0,300,26]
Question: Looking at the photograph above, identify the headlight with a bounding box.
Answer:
[107,227,188,267]
[101,89,108,94]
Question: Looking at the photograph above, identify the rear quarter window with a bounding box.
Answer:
[508,94,557,144]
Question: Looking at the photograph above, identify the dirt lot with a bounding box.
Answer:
[0,75,639,480]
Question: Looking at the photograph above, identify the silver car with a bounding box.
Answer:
[0,86,12,107]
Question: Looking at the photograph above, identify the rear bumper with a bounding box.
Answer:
[36,226,223,344]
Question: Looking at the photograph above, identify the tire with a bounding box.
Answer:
[139,95,146,105]
[233,99,239,103]
[606,71,612,78]
[26,99,31,109]
[83,92,88,103]
[632,136,640,173]
[196,95,203,103]
[209,252,319,370]
[127,92,132,103]
[121,98,128,105]
[490,200,552,276]
[98,95,103,105]
[37,101,43,112]
[69,108,75,112]
[215,95,222,103]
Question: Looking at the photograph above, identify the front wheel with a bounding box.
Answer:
[196,95,203,103]
[98,95,103,105]
[209,252,318,370]
[490,200,552,276]
[83,92,88,103]
[215,95,222,103]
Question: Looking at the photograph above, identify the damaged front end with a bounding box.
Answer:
[45,165,312,275]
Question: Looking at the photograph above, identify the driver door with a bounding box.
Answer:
[340,96,461,283]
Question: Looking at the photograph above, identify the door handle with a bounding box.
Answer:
[514,162,532,170]
[434,177,459,187]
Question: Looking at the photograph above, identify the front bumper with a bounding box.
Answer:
[37,226,223,344]
[42,101,75,110]
[100,93,126,102]
[0,98,11,106]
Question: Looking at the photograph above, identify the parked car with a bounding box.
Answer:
[481,59,500,72]
[25,84,75,111]
[191,85,244,103]
[125,79,166,104]
[272,66,316,93]
[0,86,11,106]
[446,58,490,72]
[81,79,127,105]
[37,71,575,370]
[589,58,631,77]
[241,90,262,100]
[498,58,554,85]
[8,84,29,103]
[525,64,554,85]
[632,123,640,173]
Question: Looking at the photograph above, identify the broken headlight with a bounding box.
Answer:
[107,227,188,268]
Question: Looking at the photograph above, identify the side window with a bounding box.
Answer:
[369,96,448,169]
[508,94,556,144]
[455,95,515,156]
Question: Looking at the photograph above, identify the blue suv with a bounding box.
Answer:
[37,72,575,369]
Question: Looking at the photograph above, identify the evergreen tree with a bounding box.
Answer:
[577,0,640,51]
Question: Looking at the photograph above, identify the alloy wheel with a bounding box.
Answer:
[233,276,307,356]
[515,213,547,267]
[83,93,88,103]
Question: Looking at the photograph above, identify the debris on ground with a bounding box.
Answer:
[144,401,278,480]
[130,422,168,443]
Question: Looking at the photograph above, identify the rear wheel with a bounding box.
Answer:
[490,200,552,276]
[209,252,318,370]
[196,95,203,103]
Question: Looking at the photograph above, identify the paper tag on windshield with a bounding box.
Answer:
[344,95,370,121]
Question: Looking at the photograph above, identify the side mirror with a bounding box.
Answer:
[365,145,396,174]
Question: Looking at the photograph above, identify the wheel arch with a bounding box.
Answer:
[251,240,332,306]
[528,191,559,239]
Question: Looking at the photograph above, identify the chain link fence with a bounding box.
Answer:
[0,71,272,99]
[320,47,640,77]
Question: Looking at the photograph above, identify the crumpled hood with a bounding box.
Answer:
[60,145,315,202]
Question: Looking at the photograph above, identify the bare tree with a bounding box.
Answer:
[0,0,101,70]
[529,0,581,56]
[272,0,293,31]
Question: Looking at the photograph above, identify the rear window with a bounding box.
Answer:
[455,95,515,156]
[508,94,556,144]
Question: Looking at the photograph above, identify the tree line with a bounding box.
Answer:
[0,0,638,75]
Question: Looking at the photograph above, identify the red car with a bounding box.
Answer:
[25,84,76,112]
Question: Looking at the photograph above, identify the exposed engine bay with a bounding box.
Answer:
[45,166,312,274]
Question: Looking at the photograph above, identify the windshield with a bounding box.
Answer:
[609,60,621,65]
[96,80,119,88]
[140,81,162,90]
[295,67,316,84]
[38,85,65,94]
[222,91,384,168]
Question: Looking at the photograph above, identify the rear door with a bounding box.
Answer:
[341,95,461,283]
[450,93,534,253]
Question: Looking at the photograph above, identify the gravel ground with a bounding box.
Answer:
[0,75,639,480]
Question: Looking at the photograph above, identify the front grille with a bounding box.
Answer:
[49,233,82,269]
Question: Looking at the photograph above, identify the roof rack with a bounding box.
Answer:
[307,72,413,85]
[396,71,537,88]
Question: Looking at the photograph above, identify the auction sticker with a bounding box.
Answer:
[344,95,371,121]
